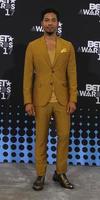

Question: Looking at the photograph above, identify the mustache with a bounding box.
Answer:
[46,26,54,28]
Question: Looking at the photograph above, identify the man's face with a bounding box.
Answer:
[41,12,59,35]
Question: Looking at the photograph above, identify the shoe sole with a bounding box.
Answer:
[32,186,44,191]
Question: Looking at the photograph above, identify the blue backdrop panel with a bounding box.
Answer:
[0,104,100,166]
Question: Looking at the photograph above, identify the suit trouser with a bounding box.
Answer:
[34,102,70,176]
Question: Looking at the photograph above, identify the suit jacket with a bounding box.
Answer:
[23,36,77,106]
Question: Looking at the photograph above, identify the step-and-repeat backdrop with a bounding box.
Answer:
[0,0,100,166]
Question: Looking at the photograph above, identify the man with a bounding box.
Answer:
[23,8,77,191]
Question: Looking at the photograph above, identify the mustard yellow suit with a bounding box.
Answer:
[23,36,77,176]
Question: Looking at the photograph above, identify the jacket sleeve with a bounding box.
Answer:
[67,42,77,103]
[23,42,34,105]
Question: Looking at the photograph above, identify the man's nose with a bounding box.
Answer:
[48,20,53,25]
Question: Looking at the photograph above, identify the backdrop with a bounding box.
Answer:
[0,0,100,166]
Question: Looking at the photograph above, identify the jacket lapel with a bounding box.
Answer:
[40,36,52,67]
[53,37,61,67]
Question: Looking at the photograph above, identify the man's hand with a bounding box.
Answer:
[25,103,35,116]
[67,102,76,114]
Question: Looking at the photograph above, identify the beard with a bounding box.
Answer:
[46,31,55,35]
[44,27,57,35]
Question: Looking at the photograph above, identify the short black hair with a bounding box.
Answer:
[41,8,60,22]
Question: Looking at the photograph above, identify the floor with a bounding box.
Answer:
[0,163,100,200]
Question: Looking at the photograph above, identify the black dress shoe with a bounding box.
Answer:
[53,171,74,189]
[32,176,45,191]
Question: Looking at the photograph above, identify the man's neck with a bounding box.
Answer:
[44,33,57,51]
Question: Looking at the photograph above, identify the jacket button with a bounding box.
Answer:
[50,82,53,85]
